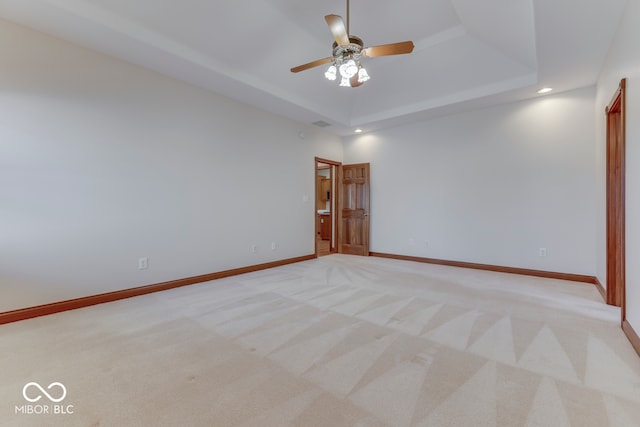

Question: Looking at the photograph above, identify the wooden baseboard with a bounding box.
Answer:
[369,252,599,285]
[623,320,640,358]
[594,278,607,303]
[0,254,315,325]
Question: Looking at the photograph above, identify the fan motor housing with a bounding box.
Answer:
[332,36,364,59]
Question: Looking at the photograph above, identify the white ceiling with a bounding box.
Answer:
[0,0,628,135]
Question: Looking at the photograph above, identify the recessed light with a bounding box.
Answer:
[354,128,363,133]
[537,87,553,94]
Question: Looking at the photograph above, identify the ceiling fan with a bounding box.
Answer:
[290,0,414,87]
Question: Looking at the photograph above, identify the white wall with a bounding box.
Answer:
[0,19,343,312]
[343,87,597,276]
[596,0,640,331]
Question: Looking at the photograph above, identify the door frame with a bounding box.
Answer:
[315,157,341,257]
[605,78,626,317]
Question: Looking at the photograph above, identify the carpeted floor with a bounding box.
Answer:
[1,254,640,426]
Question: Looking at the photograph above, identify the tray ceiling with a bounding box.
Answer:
[0,0,628,135]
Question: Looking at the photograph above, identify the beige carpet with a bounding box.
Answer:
[1,254,640,426]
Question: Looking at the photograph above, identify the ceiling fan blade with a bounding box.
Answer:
[361,41,415,58]
[350,74,364,88]
[325,14,350,47]
[291,57,333,73]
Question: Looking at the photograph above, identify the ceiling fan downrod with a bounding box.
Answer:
[346,0,350,35]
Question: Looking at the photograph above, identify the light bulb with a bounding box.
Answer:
[358,67,370,83]
[324,65,337,81]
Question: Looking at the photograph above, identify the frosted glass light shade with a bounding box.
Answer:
[324,65,337,81]
[358,67,370,83]
[339,59,358,78]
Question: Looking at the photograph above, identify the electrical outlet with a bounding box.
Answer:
[138,257,148,270]
[539,248,547,257]
[251,245,258,253]
[271,242,277,250]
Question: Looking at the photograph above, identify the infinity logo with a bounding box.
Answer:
[22,382,67,403]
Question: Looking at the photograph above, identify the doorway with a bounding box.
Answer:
[315,158,340,256]
[314,158,371,257]
[606,78,626,314]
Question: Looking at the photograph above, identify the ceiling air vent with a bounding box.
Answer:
[312,120,331,128]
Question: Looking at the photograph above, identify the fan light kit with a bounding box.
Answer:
[291,0,414,88]
[324,35,370,87]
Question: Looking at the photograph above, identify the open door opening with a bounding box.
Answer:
[315,158,340,257]
[315,159,371,257]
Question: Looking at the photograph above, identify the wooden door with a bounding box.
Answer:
[606,79,626,309]
[338,163,370,255]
